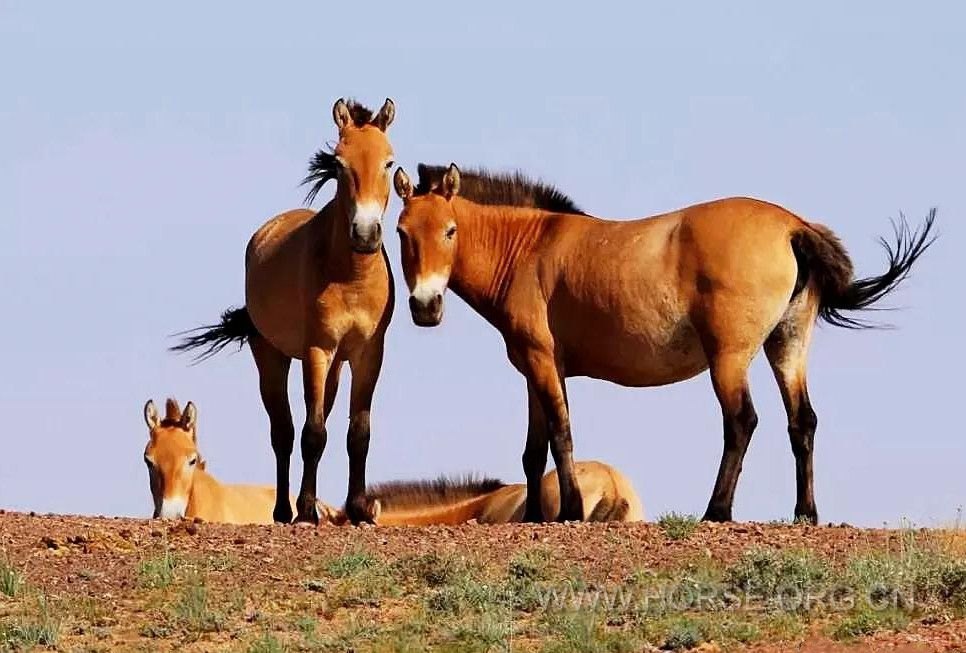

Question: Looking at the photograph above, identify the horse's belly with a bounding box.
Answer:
[563,316,708,387]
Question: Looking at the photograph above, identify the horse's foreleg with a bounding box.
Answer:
[523,351,583,522]
[250,335,295,524]
[522,381,550,522]
[344,339,385,524]
[296,346,338,523]
[703,352,758,522]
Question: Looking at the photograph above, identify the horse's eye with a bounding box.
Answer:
[188,457,197,467]
[385,160,395,170]
[445,225,457,239]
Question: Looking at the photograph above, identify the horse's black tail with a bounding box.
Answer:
[169,306,257,362]
[791,209,937,329]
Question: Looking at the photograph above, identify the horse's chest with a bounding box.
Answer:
[312,284,385,342]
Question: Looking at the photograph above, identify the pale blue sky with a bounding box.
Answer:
[1,3,962,526]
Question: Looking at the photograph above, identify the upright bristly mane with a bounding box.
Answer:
[300,100,378,205]
[415,164,584,215]
[366,475,505,511]
[161,398,182,426]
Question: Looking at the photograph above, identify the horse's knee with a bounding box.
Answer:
[300,418,327,459]
[270,424,294,457]
[724,390,757,447]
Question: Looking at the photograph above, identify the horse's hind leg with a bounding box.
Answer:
[250,334,295,523]
[764,292,819,524]
[702,351,759,522]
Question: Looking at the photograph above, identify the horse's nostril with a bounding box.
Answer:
[373,223,382,238]
[351,223,360,240]
[430,293,442,311]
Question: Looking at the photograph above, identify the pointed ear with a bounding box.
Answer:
[393,167,413,200]
[144,400,160,430]
[372,98,395,131]
[181,401,198,437]
[332,98,351,131]
[442,163,461,200]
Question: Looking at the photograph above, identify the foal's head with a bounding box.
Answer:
[303,98,397,254]
[142,398,202,519]
[393,164,462,326]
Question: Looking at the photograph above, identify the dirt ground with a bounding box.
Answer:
[2,510,965,652]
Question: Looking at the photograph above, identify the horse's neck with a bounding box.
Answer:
[378,491,499,526]
[450,200,549,323]
[186,469,226,521]
[311,192,385,276]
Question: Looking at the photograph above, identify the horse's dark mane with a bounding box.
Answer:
[415,164,584,215]
[300,100,376,205]
[366,475,506,511]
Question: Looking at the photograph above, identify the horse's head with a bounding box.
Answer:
[303,98,396,254]
[393,163,461,326]
[142,398,202,519]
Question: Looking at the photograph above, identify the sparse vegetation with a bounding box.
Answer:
[137,550,178,588]
[0,558,23,598]
[0,594,60,650]
[171,573,225,633]
[6,515,966,651]
[658,512,700,541]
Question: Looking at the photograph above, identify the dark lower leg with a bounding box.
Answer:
[703,387,758,522]
[549,417,583,522]
[789,394,818,524]
[252,339,294,524]
[296,417,327,522]
[344,411,374,524]
[522,386,549,522]
[270,421,295,523]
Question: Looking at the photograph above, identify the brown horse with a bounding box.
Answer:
[142,398,301,523]
[392,163,935,524]
[318,460,644,526]
[171,98,397,524]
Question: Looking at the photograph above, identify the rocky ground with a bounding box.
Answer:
[2,510,966,652]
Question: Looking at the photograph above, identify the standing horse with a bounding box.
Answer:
[172,98,397,524]
[392,163,935,524]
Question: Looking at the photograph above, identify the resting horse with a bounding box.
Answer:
[319,460,644,526]
[142,398,299,524]
[392,163,935,524]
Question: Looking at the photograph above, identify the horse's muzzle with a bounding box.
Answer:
[349,221,383,254]
[409,294,442,327]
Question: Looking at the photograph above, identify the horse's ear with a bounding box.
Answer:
[442,163,460,200]
[181,401,198,437]
[372,98,395,131]
[144,400,160,430]
[393,167,413,201]
[332,98,351,131]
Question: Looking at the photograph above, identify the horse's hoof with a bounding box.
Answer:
[273,506,293,524]
[701,506,732,523]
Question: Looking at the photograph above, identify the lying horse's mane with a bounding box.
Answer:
[300,100,377,205]
[366,475,506,511]
[415,164,585,215]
